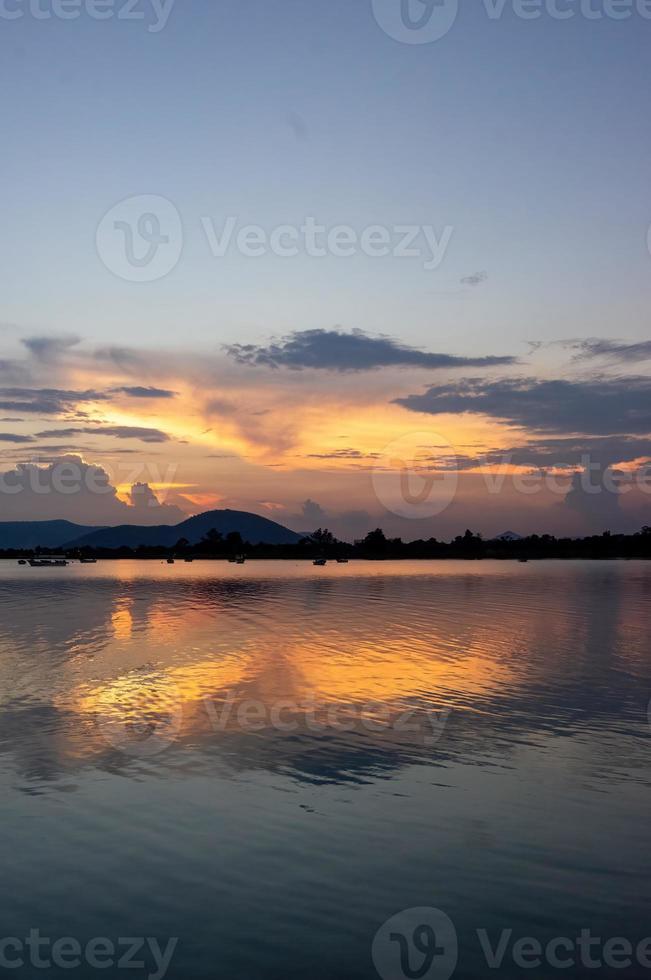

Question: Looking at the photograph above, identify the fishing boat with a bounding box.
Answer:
[235,556,246,564]
[336,558,349,564]
[313,558,327,566]
[166,558,175,564]
[80,558,97,564]
[29,556,68,568]
[17,559,26,565]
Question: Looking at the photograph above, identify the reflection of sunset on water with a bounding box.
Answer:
[65,577,525,758]
[3,560,649,780]
[111,604,133,640]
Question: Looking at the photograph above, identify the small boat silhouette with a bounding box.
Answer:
[313,558,327,566]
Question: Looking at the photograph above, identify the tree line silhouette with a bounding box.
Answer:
[3,525,651,561]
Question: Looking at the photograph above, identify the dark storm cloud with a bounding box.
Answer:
[35,426,171,443]
[111,386,177,399]
[394,376,651,436]
[225,329,516,372]
[572,338,651,363]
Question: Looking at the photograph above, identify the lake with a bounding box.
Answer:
[1,560,650,979]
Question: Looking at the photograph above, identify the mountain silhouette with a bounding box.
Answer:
[65,509,302,549]
[0,520,102,550]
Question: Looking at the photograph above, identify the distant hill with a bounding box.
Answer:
[495,530,522,542]
[0,520,104,550]
[65,509,302,549]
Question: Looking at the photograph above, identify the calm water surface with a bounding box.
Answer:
[1,560,650,979]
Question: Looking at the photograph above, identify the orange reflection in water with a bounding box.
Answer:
[69,616,517,757]
[111,606,133,640]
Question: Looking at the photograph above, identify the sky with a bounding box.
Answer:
[1,0,650,538]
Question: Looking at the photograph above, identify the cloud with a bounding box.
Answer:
[460,271,488,287]
[0,360,29,384]
[205,398,237,416]
[301,498,328,525]
[572,338,651,363]
[0,433,34,444]
[94,346,143,368]
[451,435,651,472]
[287,111,308,142]
[128,482,171,512]
[35,426,171,443]
[305,448,380,461]
[112,386,177,399]
[284,501,375,540]
[225,328,516,372]
[394,376,651,436]
[0,456,185,525]
[22,335,81,361]
[0,387,107,415]
[559,468,625,533]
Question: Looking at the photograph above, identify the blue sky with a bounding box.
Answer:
[2,0,650,351]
